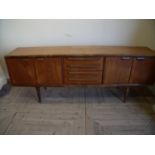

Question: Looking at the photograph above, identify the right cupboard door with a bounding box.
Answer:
[129,57,155,85]
[104,56,133,84]
[34,57,63,86]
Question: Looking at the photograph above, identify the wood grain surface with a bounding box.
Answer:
[6,46,155,57]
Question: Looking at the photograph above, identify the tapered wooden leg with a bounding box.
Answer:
[123,87,129,103]
[36,87,41,103]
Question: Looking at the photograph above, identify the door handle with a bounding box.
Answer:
[21,59,29,61]
[66,57,100,61]
[121,56,131,60]
[136,57,145,61]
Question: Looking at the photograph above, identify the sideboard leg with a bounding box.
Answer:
[44,87,47,90]
[123,87,129,103]
[36,87,41,103]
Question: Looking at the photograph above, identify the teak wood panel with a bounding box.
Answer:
[63,57,104,84]
[6,58,37,86]
[129,57,155,84]
[34,57,63,86]
[104,57,133,84]
[8,46,155,57]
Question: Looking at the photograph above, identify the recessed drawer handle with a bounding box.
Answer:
[136,57,145,60]
[21,59,29,61]
[121,57,131,60]
[37,58,45,60]
[66,57,100,61]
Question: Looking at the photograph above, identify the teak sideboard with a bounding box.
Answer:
[5,46,155,103]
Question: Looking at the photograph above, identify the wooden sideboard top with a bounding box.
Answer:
[6,46,155,57]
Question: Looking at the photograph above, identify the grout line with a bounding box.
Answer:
[84,87,87,135]
[3,112,17,135]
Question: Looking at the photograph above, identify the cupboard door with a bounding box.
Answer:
[130,57,155,84]
[35,57,62,85]
[64,57,104,84]
[6,58,37,86]
[104,56,133,84]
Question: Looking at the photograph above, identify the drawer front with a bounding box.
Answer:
[64,57,103,71]
[64,71,103,84]
[63,57,104,84]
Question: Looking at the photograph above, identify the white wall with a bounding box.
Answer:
[0,19,155,74]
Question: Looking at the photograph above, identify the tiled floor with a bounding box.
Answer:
[0,86,155,134]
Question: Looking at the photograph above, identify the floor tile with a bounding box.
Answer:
[5,111,85,135]
[0,110,16,134]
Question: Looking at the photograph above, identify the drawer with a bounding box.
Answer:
[64,57,104,71]
[64,71,103,84]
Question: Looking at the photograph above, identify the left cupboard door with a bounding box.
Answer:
[6,58,37,86]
